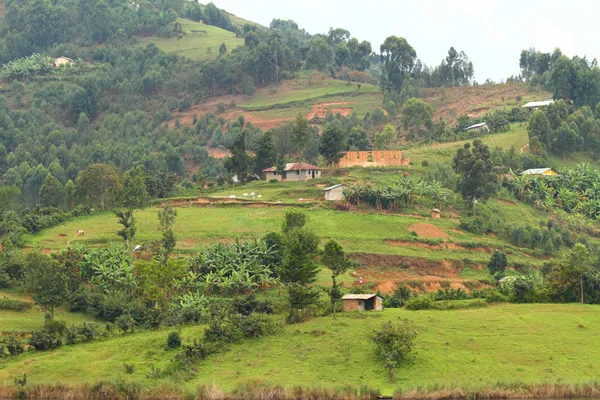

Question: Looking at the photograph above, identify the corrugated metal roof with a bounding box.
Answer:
[522,168,554,175]
[522,100,554,108]
[464,122,487,131]
[342,294,379,300]
[263,162,322,172]
[322,184,345,191]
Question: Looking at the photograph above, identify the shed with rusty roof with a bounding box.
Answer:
[342,294,383,312]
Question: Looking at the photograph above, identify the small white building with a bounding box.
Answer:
[464,122,489,133]
[263,162,322,182]
[322,184,346,201]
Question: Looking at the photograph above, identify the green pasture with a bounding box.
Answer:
[2,304,599,393]
[137,19,243,61]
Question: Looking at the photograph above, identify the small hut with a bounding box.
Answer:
[431,208,441,219]
[322,184,346,201]
[342,294,383,312]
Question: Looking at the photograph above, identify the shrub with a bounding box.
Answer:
[371,320,417,382]
[216,102,226,113]
[0,336,25,358]
[231,294,275,316]
[0,272,10,288]
[123,363,135,374]
[421,160,429,167]
[233,313,282,338]
[0,297,31,311]
[405,295,434,310]
[115,313,136,333]
[269,179,279,184]
[383,284,411,308]
[432,299,488,310]
[167,331,182,349]
[29,330,63,351]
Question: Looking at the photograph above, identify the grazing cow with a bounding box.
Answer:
[77,229,85,236]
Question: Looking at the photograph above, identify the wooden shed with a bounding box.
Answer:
[342,294,383,312]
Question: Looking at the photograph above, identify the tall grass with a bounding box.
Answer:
[2,380,600,400]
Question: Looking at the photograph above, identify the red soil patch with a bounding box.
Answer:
[207,147,231,159]
[407,223,449,239]
[58,233,68,237]
[384,239,490,254]
[308,102,354,120]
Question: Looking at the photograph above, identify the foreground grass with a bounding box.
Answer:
[137,19,243,61]
[1,304,599,393]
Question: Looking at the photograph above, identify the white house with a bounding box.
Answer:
[322,184,346,201]
[522,168,558,176]
[263,162,322,182]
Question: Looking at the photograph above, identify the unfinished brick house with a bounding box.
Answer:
[337,150,408,168]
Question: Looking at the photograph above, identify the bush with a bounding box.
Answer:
[115,313,136,333]
[432,299,488,310]
[371,320,417,382]
[383,284,411,308]
[231,294,275,316]
[233,313,282,338]
[0,297,31,311]
[0,336,25,358]
[217,102,226,113]
[405,295,434,310]
[0,272,10,288]
[269,179,279,184]
[29,330,63,351]
[421,160,429,167]
[167,331,182,349]
[123,363,135,374]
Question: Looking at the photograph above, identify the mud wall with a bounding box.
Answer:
[337,151,409,167]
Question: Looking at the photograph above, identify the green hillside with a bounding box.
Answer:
[137,18,244,60]
[2,304,599,394]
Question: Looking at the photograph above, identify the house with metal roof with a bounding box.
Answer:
[263,162,322,182]
[522,99,554,109]
[463,122,489,133]
[342,294,383,311]
[522,168,558,176]
[322,184,346,201]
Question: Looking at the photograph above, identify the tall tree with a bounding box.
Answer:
[527,109,552,154]
[157,204,177,264]
[306,38,331,71]
[322,240,350,319]
[254,132,276,176]
[319,120,346,184]
[549,243,593,303]
[24,251,68,321]
[115,208,136,248]
[453,139,498,215]
[76,164,121,210]
[402,98,434,139]
[380,36,417,93]
[292,113,311,162]
[279,211,320,323]
[226,131,250,183]
[39,173,64,208]
[122,166,148,210]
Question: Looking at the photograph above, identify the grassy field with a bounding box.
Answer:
[0,290,97,334]
[137,19,243,61]
[31,202,543,266]
[402,124,529,165]
[2,304,599,393]
[239,74,380,110]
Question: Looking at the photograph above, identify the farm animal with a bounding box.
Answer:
[76,229,85,236]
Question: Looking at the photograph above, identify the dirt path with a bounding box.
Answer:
[520,143,530,153]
